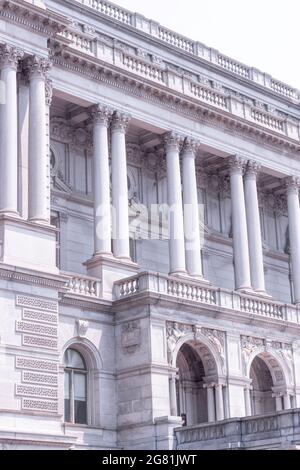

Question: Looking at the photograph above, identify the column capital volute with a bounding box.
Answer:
[182,137,200,157]
[0,43,24,69]
[245,160,261,179]
[90,104,113,126]
[24,55,52,79]
[111,110,131,133]
[164,131,183,153]
[228,155,247,176]
[285,176,300,195]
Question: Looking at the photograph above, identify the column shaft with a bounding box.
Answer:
[169,377,178,416]
[215,385,224,421]
[207,386,215,423]
[286,177,300,304]
[91,105,112,256]
[182,138,203,277]
[111,112,131,259]
[244,162,266,293]
[275,396,283,412]
[165,132,186,275]
[26,56,51,224]
[283,393,291,410]
[0,45,24,215]
[244,388,252,416]
[229,156,252,290]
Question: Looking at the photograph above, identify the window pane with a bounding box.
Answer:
[64,349,86,370]
[74,400,87,424]
[74,373,86,400]
[74,372,87,424]
[64,371,71,422]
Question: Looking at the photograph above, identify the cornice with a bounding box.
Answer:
[50,50,300,156]
[0,0,70,37]
[0,264,69,289]
[59,294,112,312]
[52,0,299,108]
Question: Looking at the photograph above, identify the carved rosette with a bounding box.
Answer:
[182,137,200,157]
[24,55,52,79]
[0,43,24,69]
[164,131,183,153]
[285,176,300,195]
[228,155,246,176]
[111,111,131,133]
[90,104,113,127]
[245,160,261,180]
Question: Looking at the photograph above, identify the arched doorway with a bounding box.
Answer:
[172,339,225,426]
[250,355,276,415]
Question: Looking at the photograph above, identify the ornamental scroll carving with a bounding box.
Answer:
[166,322,226,373]
[241,335,265,374]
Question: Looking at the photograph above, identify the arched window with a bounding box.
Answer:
[64,348,88,425]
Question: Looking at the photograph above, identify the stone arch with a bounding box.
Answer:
[246,348,289,388]
[62,337,103,371]
[171,330,224,378]
[169,328,226,426]
[62,338,103,427]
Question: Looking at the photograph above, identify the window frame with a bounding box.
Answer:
[64,349,88,425]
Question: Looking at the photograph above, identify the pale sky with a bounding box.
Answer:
[115,0,299,90]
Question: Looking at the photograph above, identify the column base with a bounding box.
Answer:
[84,254,139,300]
[171,271,211,285]
[253,289,272,299]
[0,215,58,274]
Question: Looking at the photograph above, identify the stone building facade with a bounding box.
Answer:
[0,0,300,450]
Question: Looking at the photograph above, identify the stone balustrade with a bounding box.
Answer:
[72,0,299,103]
[175,409,300,449]
[65,274,101,298]
[113,272,299,323]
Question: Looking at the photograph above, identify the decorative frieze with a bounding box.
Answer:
[16,384,58,400]
[22,335,58,350]
[22,371,58,387]
[22,309,58,325]
[22,398,58,413]
[16,357,58,373]
[16,295,58,313]
[16,321,57,338]
[50,117,92,148]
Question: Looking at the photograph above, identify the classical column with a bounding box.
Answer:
[182,138,203,278]
[229,156,252,291]
[0,44,24,215]
[244,161,266,293]
[206,385,215,422]
[169,376,178,416]
[26,56,52,224]
[275,394,283,412]
[90,105,113,256]
[111,111,131,260]
[244,387,252,416]
[286,177,300,304]
[215,385,224,421]
[283,393,291,410]
[165,132,186,275]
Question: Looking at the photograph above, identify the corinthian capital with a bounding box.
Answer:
[25,55,52,79]
[245,160,261,179]
[0,44,24,69]
[228,155,246,176]
[285,176,300,195]
[111,111,131,133]
[182,137,200,157]
[90,104,113,127]
[164,131,183,153]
